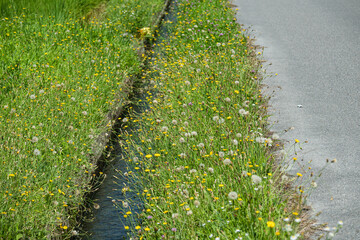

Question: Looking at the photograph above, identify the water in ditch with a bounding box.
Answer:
[81,2,178,239]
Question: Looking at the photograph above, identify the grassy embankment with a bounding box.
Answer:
[116,0,316,239]
[0,0,163,238]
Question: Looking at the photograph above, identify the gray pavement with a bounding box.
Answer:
[232,0,360,239]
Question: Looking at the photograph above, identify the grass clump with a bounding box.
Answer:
[0,0,164,238]
[116,0,309,239]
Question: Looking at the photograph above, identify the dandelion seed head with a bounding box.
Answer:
[218,151,225,158]
[223,159,232,165]
[228,191,238,200]
[82,111,88,115]
[172,213,179,218]
[172,120,178,125]
[190,169,197,174]
[235,81,239,84]
[284,224,292,232]
[29,94,36,100]
[224,97,231,102]
[179,137,185,143]
[191,131,198,136]
[33,149,41,156]
[239,109,249,116]
[208,167,214,173]
[39,89,45,94]
[187,210,193,215]
[198,143,204,148]
[161,126,168,132]
[232,139,239,145]
[122,117,128,123]
[31,137,39,143]
[251,175,262,185]
[194,200,200,207]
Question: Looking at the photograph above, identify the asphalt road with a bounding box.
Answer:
[232,0,360,239]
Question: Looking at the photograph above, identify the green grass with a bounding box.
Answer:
[115,0,312,239]
[0,0,164,238]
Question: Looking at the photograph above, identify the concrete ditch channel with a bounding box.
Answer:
[80,1,173,239]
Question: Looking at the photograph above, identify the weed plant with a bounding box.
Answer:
[0,0,163,238]
[116,0,315,239]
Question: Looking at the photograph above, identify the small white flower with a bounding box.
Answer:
[338,221,343,226]
[123,202,129,208]
[172,213,179,218]
[235,229,241,233]
[180,153,186,158]
[228,191,238,200]
[71,97,76,101]
[328,232,335,238]
[216,43,221,47]
[283,218,290,222]
[295,218,301,223]
[82,111,88,115]
[233,139,239,145]
[29,94,36,100]
[122,117,128,123]
[39,89,45,94]
[235,81,239,84]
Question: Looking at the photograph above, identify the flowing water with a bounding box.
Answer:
[81,2,178,239]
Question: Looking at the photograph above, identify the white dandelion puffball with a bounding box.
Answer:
[218,151,225,158]
[223,159,232,165]
[228,191,238,200]
[239,109,249,116]
[33,149,41,156]
[29,94,36,100]
[161,126,168,132]
[179,137,185,143]
[208,167,214,173]
[251,175,262,185]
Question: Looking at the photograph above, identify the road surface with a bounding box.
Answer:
[232,0,360,239]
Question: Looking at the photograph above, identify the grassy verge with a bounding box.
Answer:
[0,0,164,238]
[116,0,311,239]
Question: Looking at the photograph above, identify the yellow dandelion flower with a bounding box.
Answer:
[267,221,275,228]
[145,154,152,158]
[135,226,141,230]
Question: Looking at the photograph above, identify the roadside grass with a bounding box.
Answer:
[115,0,316,239]
[0,0,163,238]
